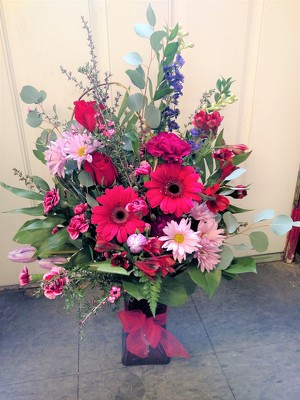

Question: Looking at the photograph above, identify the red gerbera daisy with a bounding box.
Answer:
[91,186,145,243]
[145,163,203,218]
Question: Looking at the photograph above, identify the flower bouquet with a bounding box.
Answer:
[2,5,298,364]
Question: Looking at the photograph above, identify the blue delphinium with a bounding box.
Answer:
[161,54,185,131]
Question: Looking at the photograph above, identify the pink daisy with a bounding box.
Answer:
[64,132,101,169]
[91,186,146,243]
[145,163,204,218]
[45,137,67,178]
[197,219,226,247]
[159,219,201,264]
[189,202,216,222]
[195,244,222,273]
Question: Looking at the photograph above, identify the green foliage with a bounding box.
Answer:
[189,266,222,298]
[0,182,44,201]
[271,215,293,236]
[225,257,257,274]
[3,204,44,216]
[26,110,43,128]
[159,276,188,306]
[142,275,162,316]
[20,85,47,104]
[249,231,269,252]
[223,211,240,234]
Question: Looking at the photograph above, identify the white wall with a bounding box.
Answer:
[1,0,299,285]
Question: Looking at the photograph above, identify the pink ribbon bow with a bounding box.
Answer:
[118,309,189,359]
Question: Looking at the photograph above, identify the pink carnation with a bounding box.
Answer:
[125,198,149,217]
[73,203,89,215]
[67,214,89,240]
[43,189,60,214]
[134,161,152,176]
[19,266,31,286]
[42,267,69,299]
[145,132,191,163]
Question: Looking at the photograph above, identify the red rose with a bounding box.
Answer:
[83,152,118,186]
[73,100,97,132]
[192,110,223,133]
[145,132,191,163]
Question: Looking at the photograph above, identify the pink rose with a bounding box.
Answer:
[19,266,31,286]
[8,246,37,263]
[83,152,118,186]
[42,267,69,299]
[192,110,223,133]
[43,188,60,214]
[145,132,191,163]
[73,203,89,215]
[67,214,89,240]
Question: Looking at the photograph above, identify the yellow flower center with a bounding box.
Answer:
[174,233,185,243]
[77,146,86,157]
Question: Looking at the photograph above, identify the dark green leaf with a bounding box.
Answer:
[35,228,78,258]
[153,87,173,101]
[3,204,44,216]
[232,151,252,166]
[215,129,224,147]
[164,42,179,60]
[188,266,221,298]
[32,176,50,192]
[158,276,188,306]
[123,280,146,300]
[0,182,44,200]
[227,204,252,214]
[174,271,197,295]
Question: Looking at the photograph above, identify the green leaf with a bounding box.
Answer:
[158,276,188,306]
[0,182,44,201]
[254,209,275,223]
[89,261,130,275]
[127,93,145,112]
[232,151,252,166]
[153,87,173,101]
[125,69,145,89]
[144,104,161,129]
[188,266,221,298]
[134,23,153,38]
[19,217,65,231]
[214,129,224,147]
[224,168,246,181]
[271,215,293,236]
[123,280,145,300]
[32,176,50,192]
[150,30,166,52]
[33,149,46,164]
[146,3,156,27]
[3,204,44,216]
[78,171,95,188]
[249,231,269,252]
[123,52,143,66]
[226,257,257,274]
[20,85,47,104]
[35,227,77,258]
[124,132,139,154]
[174,271,197,295]
[227,204,252,214]
[217,245,234,269]
[169,24,179,41]
[26,110,43,128]
[164,42,179,60]
[233,243,250,251]
[223,211,240,233]
[117,90,129,119]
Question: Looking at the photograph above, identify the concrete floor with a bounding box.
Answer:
[0,261,300,400]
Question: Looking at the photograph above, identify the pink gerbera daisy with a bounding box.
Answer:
[45,137,67,178]
[159,219,201,264]
[64,132,102,169]
[145,163,204,218]
[91,186,146,243]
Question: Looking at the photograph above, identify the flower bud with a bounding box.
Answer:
[8,246,37,263]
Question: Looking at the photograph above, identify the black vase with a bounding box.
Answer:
[121,298,171,366]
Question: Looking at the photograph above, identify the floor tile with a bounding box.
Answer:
[79,354,235,400]
[218,341,300,400]
[0,375,78,400]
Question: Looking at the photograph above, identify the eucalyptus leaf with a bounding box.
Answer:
[20,85,47,104]
[249,231,269,252]
[85,193,99,208]
[125,69,145,89]
[253,209,275,223]
[127,93,145,112]
[217,245,234,269]
[150,30,166,52]
[271,215,293,236]
[233,243,250,251]
[134,23,153,38]
[78,171,95,188]
[123,52,143,66]
[146,3,156,27]
[144,104,161,129]
[223,211,240,233]
[26,110,43,128]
